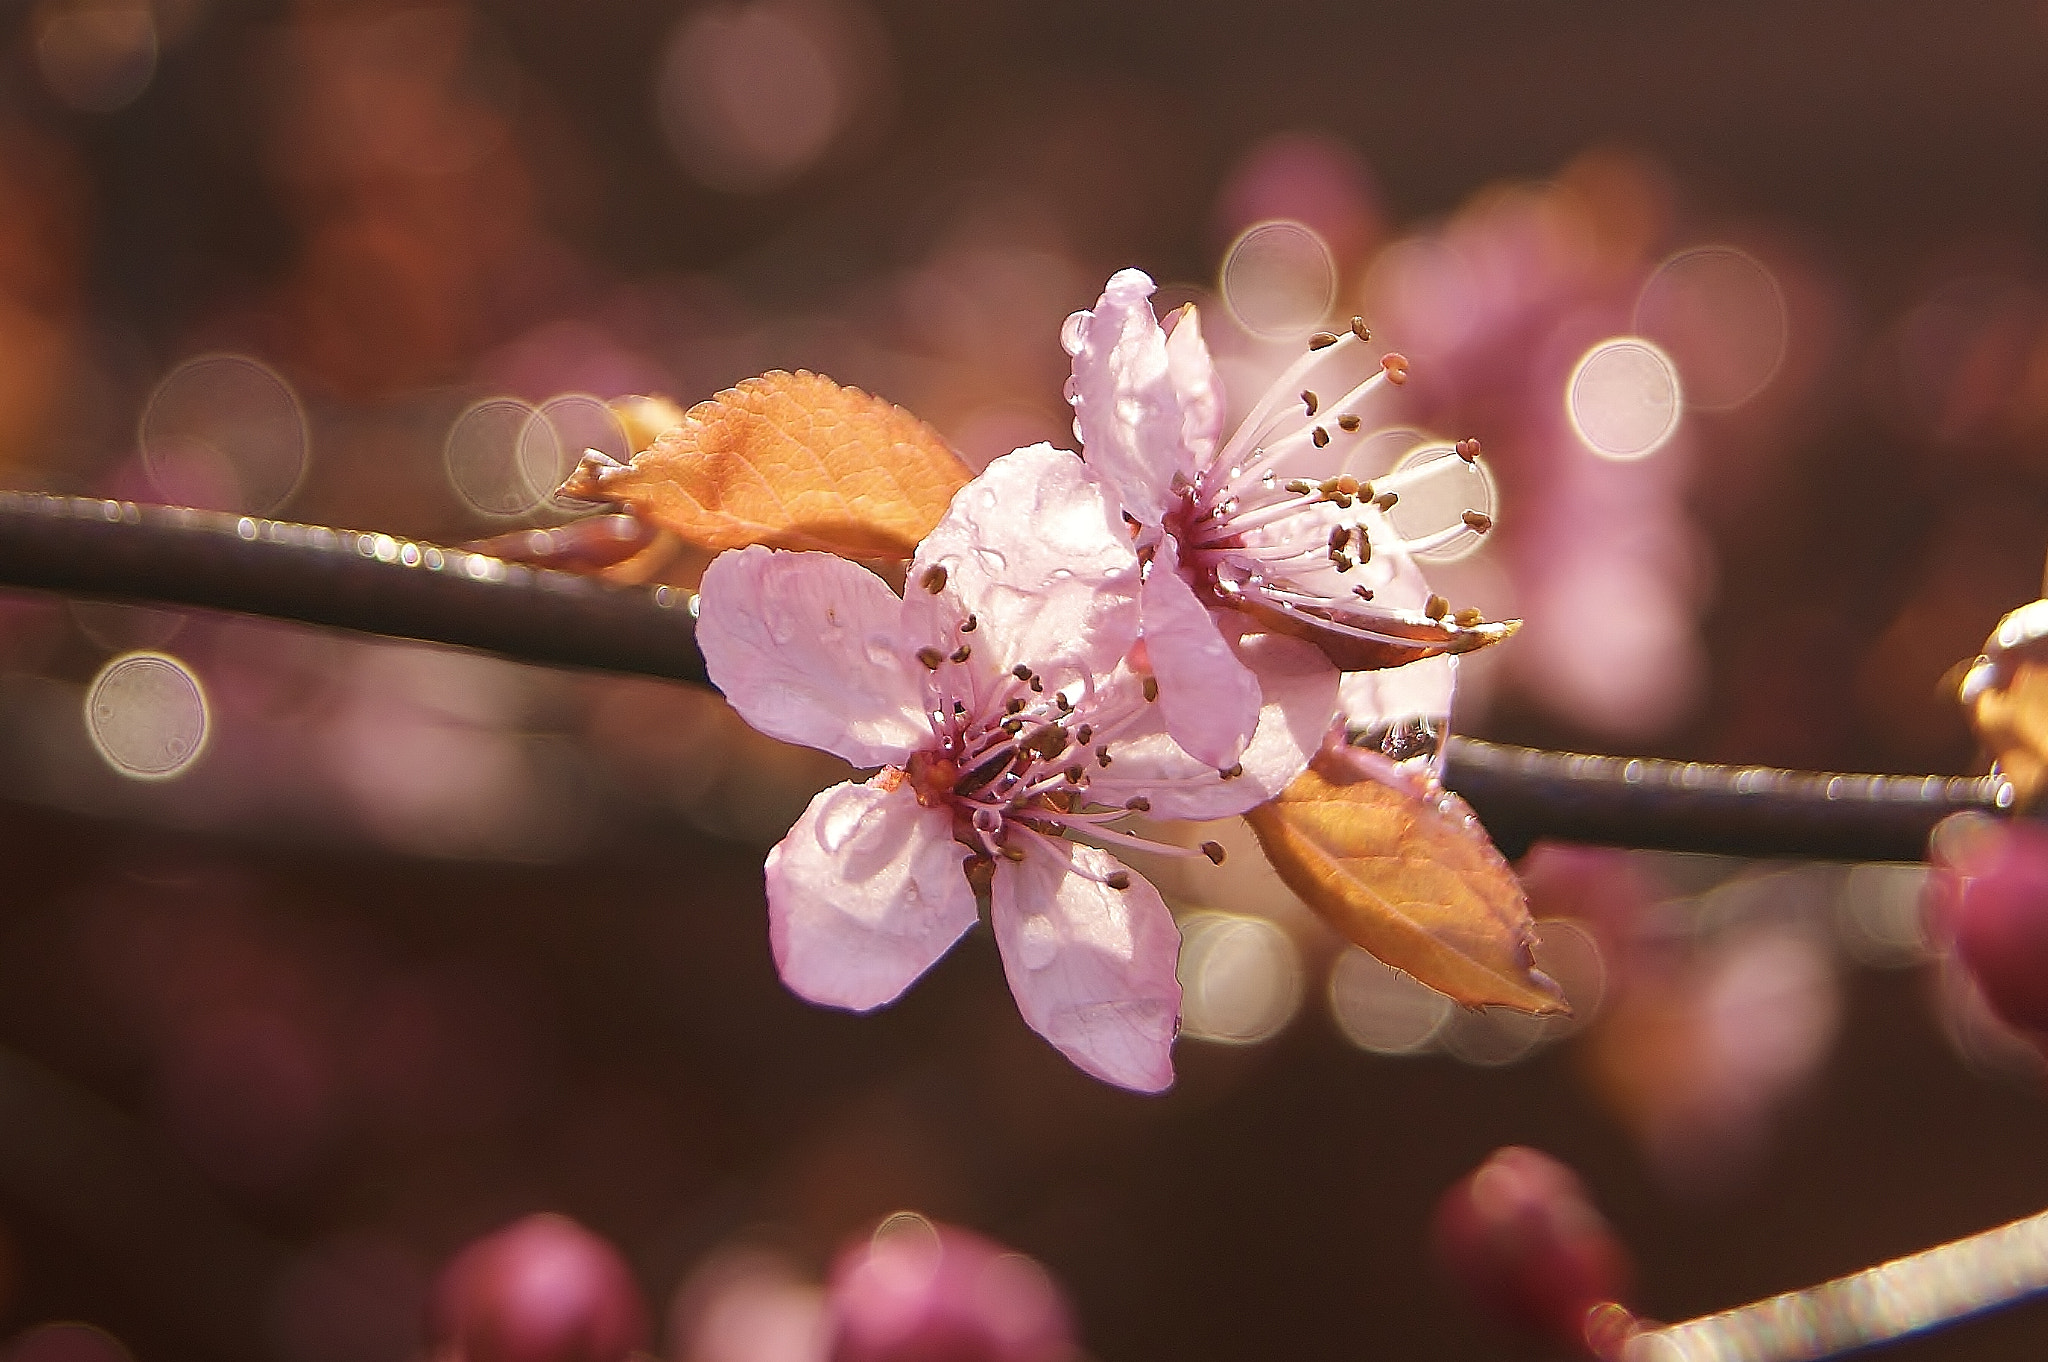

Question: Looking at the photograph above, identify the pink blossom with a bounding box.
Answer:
[697,443,1336,1091]
[827,1218,1077,1362]
[1060,268,1513,768]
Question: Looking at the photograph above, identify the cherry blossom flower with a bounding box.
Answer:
[1061,268,1513,769]
[696,443,1336,1091]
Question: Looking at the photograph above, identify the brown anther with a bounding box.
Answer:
[1333,475,1360,496]
[1329,524,1352,552]
[960,614,977,632]
[1006,697,1026,714]
[1055,692,1073,712]
[1461,510,1493,533]
[1331,552,1355,573]
[916,646,944,670]
[1455,437,1482,463]
[1142,676,1159,703]
[1201,841,1227,865]
[1380,352,1410,384]
[920,565,949,593]
[1374,491,1399,512]
[1125,795,1151,812]
[1312,426,1330,448]
[1455,607,1485,627]
[1356,535,1372,564]
[1074,724,1093,746]
[950,645,972,663]
[1001,717,1025,735]
[1012,664,1033,681]
[1332,493,1354,510]
[1219,763,1243,780]
[1338,413,1361,431]
[1301,390,1319,416]
[1029,675,1044,692]
[1065,766,1085,783]
[1023,724,1069,761]
[1425,594,1449,620]
[1353,585,1375,600]
[1285,478,1315,494]
[1349,316,1372,342]
[1309,331,1340,350]
[1105,870,1132,891]
[1097,746,1114,768]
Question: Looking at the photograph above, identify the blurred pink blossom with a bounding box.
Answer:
[826,1218,1076,1362]
[427,1214,648,1362]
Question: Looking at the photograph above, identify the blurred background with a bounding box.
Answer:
[2,0,2048,1358]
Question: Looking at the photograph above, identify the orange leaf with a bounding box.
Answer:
[558,370,972,559]
[1245,742,1566,1014]
[1963,599,2048,807]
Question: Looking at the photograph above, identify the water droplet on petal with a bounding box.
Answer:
[864,635,898,667]
[814,786,875,854]
[1060,310,1091,358]
[1018,914,1059,970]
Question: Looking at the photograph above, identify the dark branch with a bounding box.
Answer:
[0,493,2015,861]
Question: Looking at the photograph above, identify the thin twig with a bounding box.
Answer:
[1627,1204,2048,1362]
[0,493,2016,861]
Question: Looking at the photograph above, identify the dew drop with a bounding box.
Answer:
[1018,914,1059,970]
[814,788,872,853]
[1060,310,1090,358]
[864,635,898,667]
[85,651,209,781]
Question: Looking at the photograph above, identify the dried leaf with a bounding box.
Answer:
[1963,599,2048,806]
[1245,741,1566,1014]
[559,370,971,559]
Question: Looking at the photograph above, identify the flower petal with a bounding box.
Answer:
[1092,628,1338,821]
[1064,269,1196,525]
[697,546,930,768]
[1161,303,1222,471]
[1340,654,1457,731]
[903,444,1141,697]
[991,837,1181,1092]
[1142,538,1263,768]
[766,774,979,1012]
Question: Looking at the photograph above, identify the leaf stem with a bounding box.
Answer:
[0,493,2016,861]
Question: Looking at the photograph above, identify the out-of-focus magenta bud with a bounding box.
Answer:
[1934,818,2048,1036]
[826,1213,1076,1362]
[1429,1147,1634,1356]
[427,1213,649,1362]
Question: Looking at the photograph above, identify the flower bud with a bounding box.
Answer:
[1429,1147,1633,1355]
[427,1213,648,1362]
[826,1213,1075,1362]
[1933,819,2048,1037]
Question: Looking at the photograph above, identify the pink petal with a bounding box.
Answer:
[1141,539,1262,768]
[903,444,1141,696]
[1161,303,1223,471]
[1063,269,1197,525]
[698,547,929,768]
[1091,628,1338,821]
[1340,654,1457,731]
[766,775,979,1012]
[990,836,1181,1092]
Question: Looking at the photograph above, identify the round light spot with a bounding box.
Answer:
[1383,441,1500,563]
[657,0,874,194]
[446,398,543,518]
[1177,912,1303,1045]
[1566,338,1682,460]
[1220,220,1337,338]
[1437,1004,1550,1067]
[518,394,631,507]
[1634,247,1788,411]
[140,355,309,515]
[35,0,157,113]
[84,651,208,780]
[1327,947,1452,1054]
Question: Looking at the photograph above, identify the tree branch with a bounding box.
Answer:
[0,493,2015,861]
